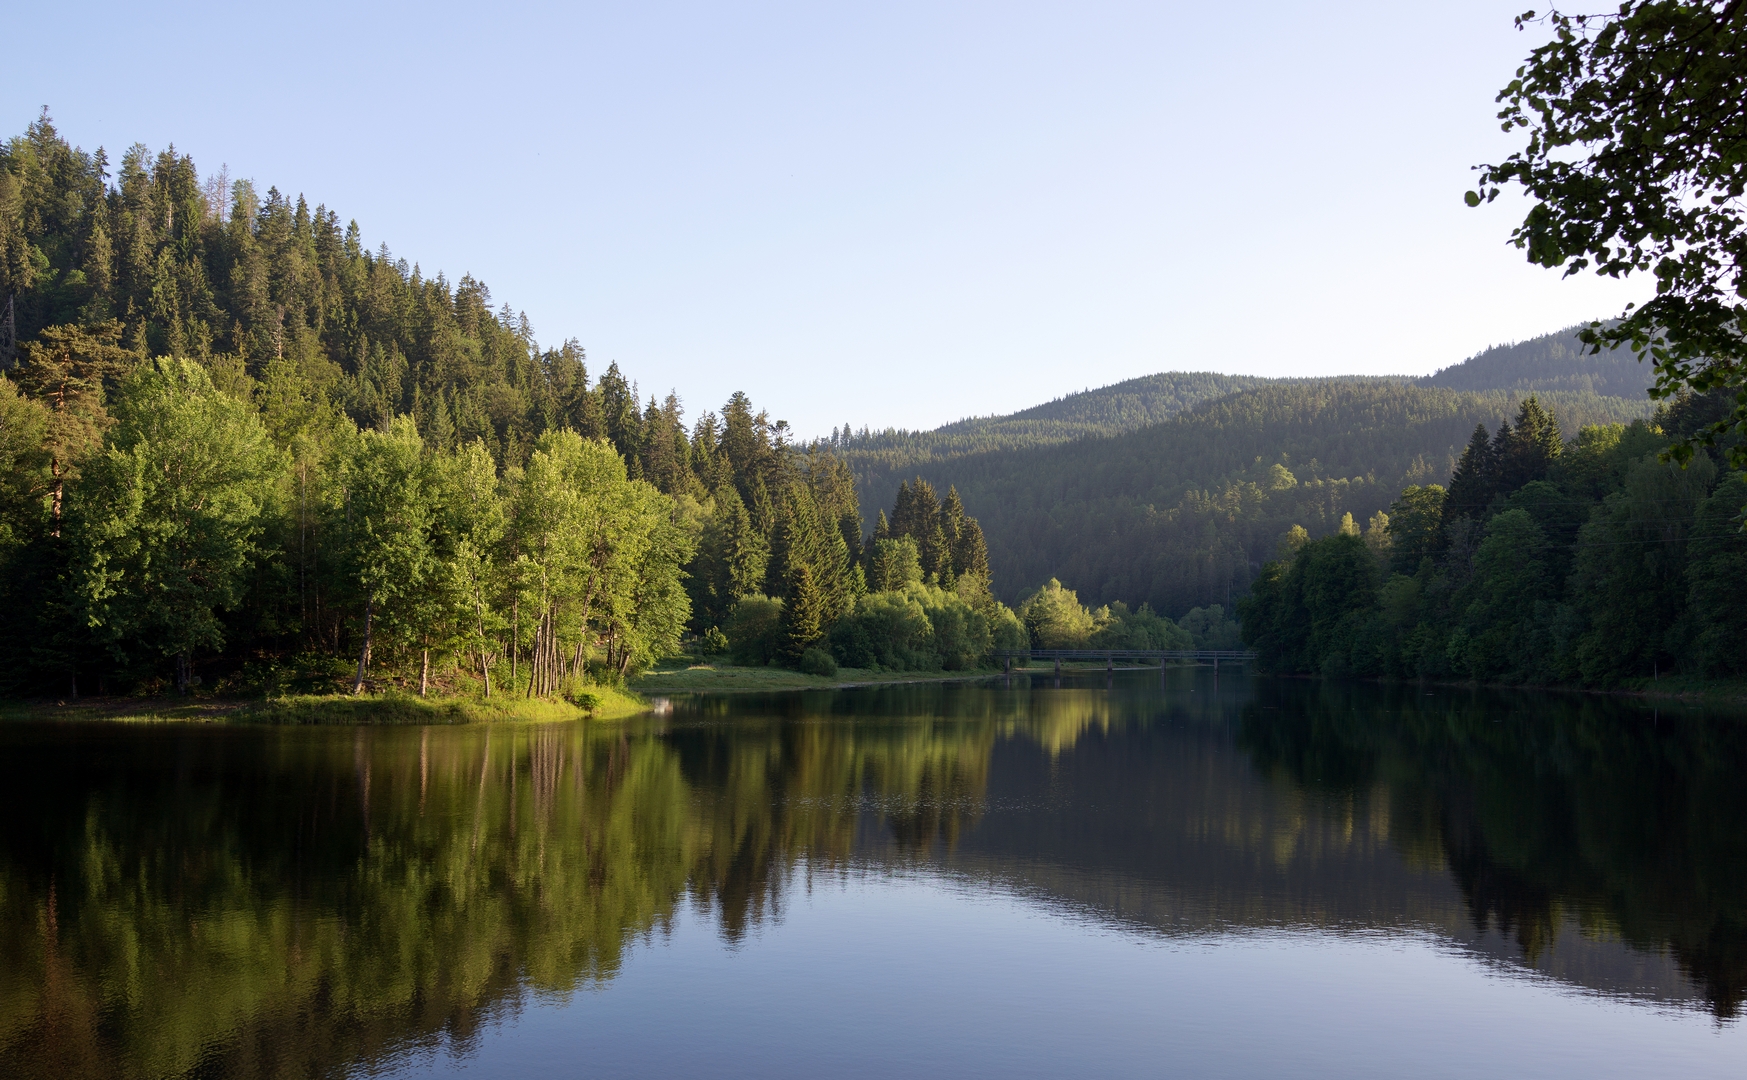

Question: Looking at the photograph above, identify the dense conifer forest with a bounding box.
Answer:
[0,115,1022,697]
[1238,390,1747,685]
[847,376,1649,617]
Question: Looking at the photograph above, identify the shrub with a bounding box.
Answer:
[726,595,784,666]
[699,626,730,655]
[798,648,838,677]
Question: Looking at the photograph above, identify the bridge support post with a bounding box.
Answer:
[1106,654,1113,673]
[1054,656,1061,676]
[1004,655,1011,674]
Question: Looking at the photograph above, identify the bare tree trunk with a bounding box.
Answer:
[353,591,374,695]
[420,649,429,697]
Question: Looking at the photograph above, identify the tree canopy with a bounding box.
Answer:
[1471,2,1747,467]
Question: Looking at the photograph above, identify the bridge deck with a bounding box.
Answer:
[997,649,1256,661]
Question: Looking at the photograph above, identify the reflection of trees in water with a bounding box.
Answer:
[7,675,1744,1076]
[0,697,1023,1078]
[1238,682,1747,1017]
[0,722,698,1079]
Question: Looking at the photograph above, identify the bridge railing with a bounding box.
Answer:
[993,649,1257,670]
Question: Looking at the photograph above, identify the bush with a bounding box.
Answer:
[726,595,784,666]
[798,648,838,677]
[831,588,935,670]
[829,581,1020,672]
[699,626,730,655]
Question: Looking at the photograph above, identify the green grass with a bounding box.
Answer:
[0,685,651,725]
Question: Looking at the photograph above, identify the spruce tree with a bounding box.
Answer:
[1441,422,1498,536]
[778,564,826,666]
[952,516,990,581]
[1498,396,1562,490]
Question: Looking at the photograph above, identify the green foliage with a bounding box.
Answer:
[726,595,784,666]
[1385,484,1444,573]
[1473,3,1747,469]
[826,577,1021,673]
[0,117,880,696]
[1243,410,1747,687]
[856,380,1646,618]
[1178,605,1242,650]
[798,647,837,677]
[1239,534,1382,677]
[1088,602,1193,650]
[1020,578,1097,649]
[777,565,830,667]
[66,358,287,689]
[866,536,923,592]
[690,485,768,630]
[1686,474,1747,677]
[699,626,730,655]
[1420,325,1652,397]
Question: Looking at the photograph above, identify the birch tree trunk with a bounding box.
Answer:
[353,591,374,695]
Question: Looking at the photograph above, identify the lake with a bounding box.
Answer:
[2,669,1745,1078]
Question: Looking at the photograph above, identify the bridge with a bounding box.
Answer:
[995,649,1258,674]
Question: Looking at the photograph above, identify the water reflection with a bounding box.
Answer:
[0,672,1743,1078]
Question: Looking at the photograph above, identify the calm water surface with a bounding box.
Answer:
[3,670,1746,1078]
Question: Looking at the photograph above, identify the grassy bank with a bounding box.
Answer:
[0,685,649,725]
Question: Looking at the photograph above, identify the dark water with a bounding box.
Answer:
[3,670,1747,1079]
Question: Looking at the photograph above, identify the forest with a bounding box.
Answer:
[1238,392,1747,685]
[0,115,1055,700]
[3,112,1742,699]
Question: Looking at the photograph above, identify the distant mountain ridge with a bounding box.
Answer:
[837,323,1657,615]
[1421,325,1651,397]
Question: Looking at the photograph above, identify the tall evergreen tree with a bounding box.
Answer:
[1441,423,1499,537]
[778,564,827,666]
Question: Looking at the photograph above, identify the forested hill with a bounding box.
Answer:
[871,381,1649,616]
[0,115,1019,697]
[835,372,1268,497]
[1420,325,1651,397]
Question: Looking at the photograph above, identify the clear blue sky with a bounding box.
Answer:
[6,1,1647,435]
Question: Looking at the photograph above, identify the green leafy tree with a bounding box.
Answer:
[1471,2,1747,467]
[1569,452,1716,683]
[1020,578,1096,648]
[431,439,507,695]
[67,358,287,690]
[1454,509,1554,680]
[1686,473,1747,675]
[327,417,433,694]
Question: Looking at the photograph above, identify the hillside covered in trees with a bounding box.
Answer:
[0,115,1026,698]
[1239,391,1747,686]
[848,376,1649,618]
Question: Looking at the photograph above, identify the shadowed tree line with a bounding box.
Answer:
[1239,393,1747,686]
[1238,679,1747,1017]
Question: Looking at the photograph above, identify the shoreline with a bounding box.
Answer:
[0,686,649,725]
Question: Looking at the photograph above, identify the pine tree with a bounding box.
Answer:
[890,476,944,575]
[778,564,826,666]
[1441,422,1498,536]
[13,321,139,530]
[1497,395,1562,490]
[951,516,990,581]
